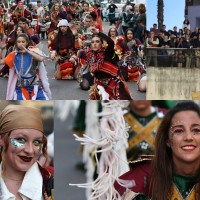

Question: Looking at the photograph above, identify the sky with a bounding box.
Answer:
[147,0,185,30]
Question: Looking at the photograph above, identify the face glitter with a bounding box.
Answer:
[10,138,24,148]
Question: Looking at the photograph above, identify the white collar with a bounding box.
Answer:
[0,163,43,200]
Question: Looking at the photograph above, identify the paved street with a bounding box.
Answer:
[54,105,87,200]
[0,22,146,100]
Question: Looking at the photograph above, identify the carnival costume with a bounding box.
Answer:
[0,105,54,200]
[114,159,200,200]
[78,32,132,100]
[0,163,54,200]
[70,101,130,199]
[124,107,163,161]
[48,19,77,80]
[48,9,61,35]
[4,49,51,100]
[10,2,32,24]
[116,35,143,82]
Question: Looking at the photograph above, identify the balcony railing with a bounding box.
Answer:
[145,47,200,67]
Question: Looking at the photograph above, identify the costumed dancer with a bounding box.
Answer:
[70,100,132,199]
[0,104,54,200]
[48,19,78,80]
[116,28,143,82]
[78,28,132,100]
[115,101,200,199]
[0,33,51,100]
[0,25,25,78]
[10,1,32,33]
[93,3,103,32]
[0,13,6,60]
[48,2,61,36]
[124,100,164,163]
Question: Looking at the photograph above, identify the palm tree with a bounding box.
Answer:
[157,0,164,30]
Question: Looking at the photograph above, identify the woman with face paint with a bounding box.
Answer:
[0,33,51,100]
[114,101,200,199]
[0,105,54,200]
[78,28,132,99]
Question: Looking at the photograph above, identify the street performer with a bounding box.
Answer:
[78,27,132,100]
[114,101,200,199]
[10,1,32,30]
[48,19,77,80]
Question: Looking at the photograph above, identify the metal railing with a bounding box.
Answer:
[145,47,200,67]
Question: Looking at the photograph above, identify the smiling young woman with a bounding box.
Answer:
[114,101,200,200]
[0,105,54,200]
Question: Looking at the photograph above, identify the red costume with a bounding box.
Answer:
[78,32,132,100]
[116,35,142,82]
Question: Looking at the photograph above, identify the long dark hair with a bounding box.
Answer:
[7,25,25,47]
[124,28,135,44]
[150,101,200,200]
[56,27,75,52]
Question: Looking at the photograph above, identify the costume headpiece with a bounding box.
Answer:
[0,105,44,134]
[57,19,71,27]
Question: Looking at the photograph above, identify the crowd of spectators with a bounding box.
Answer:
[146,19,200,67]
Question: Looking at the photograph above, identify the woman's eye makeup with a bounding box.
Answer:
[10,137,25,148]
[170,128,184,135]
[10,137,43,149]
[169,126,200,135]
[33,140,42,147]
[191,128,200,134]
[91,40,100,43]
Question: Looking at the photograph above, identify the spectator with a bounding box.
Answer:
[146,31,159,67]
[135,3,146,42]
[190,27,199,40]
[107,0,118,26]
[150,23,159,37]
[172,26,178,37]
[182,19,190,30]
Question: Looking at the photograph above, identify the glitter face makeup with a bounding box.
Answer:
[10,136,43,152]
[3,128,44,173]
[167,110,200,170]
[10,137,24,148]
[169,120,200,138]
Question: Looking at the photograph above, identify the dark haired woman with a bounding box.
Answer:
[116,28,143,82]
[48,19,77,80]
[0,25,25,78]
[78,27,132,100]
[0,33,51,100]
[182,19,190,30]
[115,101,200,199]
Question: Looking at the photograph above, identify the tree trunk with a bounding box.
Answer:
[157,0,164,30]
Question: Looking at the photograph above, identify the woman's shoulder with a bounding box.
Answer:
[38,164,54,180]
[114,158,152,197]
[38,165,54,199]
